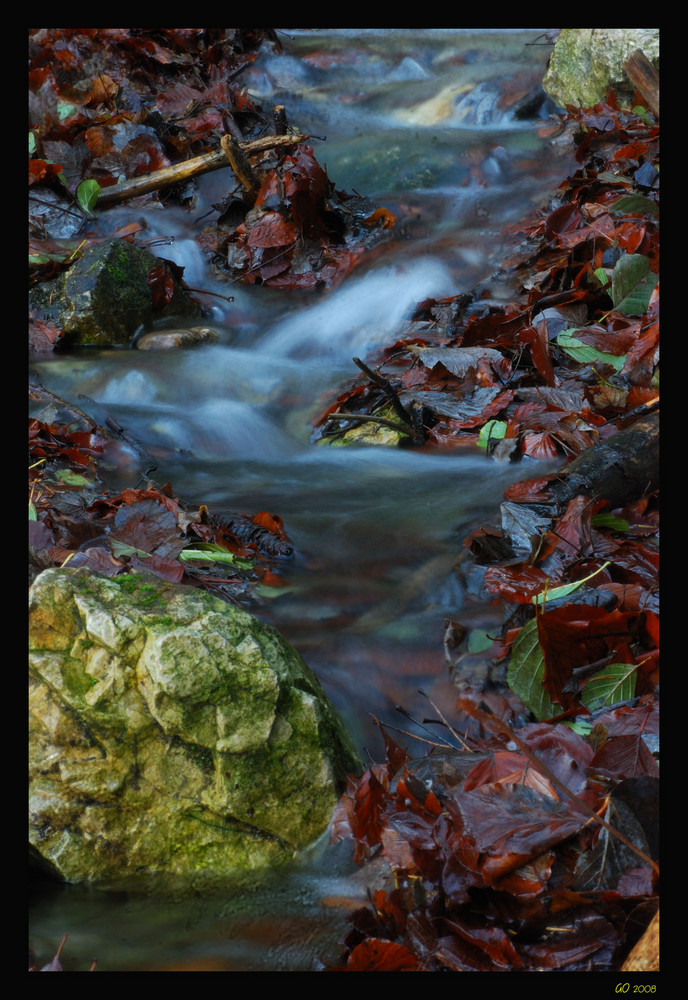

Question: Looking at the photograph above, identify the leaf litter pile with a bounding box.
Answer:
[29,29,658,973]
[321,91,659,972]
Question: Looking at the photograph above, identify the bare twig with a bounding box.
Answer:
[96,133,310,206]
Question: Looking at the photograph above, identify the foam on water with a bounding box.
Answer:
[262,257,455,361]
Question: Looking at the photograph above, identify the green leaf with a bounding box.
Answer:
[581,662,637,712]
[29,501,37,521]
[632,105,653,125]
[29,131,36,155]
[77,179,101,214]
[591,513,629,532]
[110,539,150,559]
[565,718,593,736]
[54,469,93,486]
[178,545,253,570]
[57,101,78,120]
[593,266,611,288]
[531,561,611,608]
[557,329,626,371]
[610,254,658,315]
[595,170,632,187]
[506,618,561,721]
[610,194,658,218]
[477,420,507,448]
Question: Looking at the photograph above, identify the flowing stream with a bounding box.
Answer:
[29,29,574,971]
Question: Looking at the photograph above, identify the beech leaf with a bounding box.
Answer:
[506,618,562,721]
[581,662,637,712]
[610,253,659,315]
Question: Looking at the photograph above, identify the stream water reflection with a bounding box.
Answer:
[30,28,570,971]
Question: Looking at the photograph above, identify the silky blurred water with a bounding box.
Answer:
[29,28,569,971]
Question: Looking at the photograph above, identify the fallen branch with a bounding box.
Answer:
[96,133,310,206]
[624,49,659,119]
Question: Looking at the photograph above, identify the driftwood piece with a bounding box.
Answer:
[550,412,659,511]
[621,910,659,972]
[96,133,310,206]
[624,49,660,119]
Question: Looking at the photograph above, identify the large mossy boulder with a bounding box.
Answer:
[28,238,202,346]
[543,29,659,110]
[29,568,362,883]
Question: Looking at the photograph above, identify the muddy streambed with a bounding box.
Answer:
[29,29,572,971]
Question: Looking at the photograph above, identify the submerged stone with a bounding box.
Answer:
[29,568,361,883]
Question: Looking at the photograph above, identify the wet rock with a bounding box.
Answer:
[29,567,362,883]
[28,239,203,347]
[135,326,220,350]
[543,29,659,110]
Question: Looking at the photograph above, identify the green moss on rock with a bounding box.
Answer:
[29,567,362,884]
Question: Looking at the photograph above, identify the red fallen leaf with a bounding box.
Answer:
[343,938,420,971]
[502,477,554,502]
[331,764,391,863]
[615,867,655,899]
[538,494,594,564]
[536,605,639,707]
[522,430,559,459]
[621,319,659,373]
[68,547,125,577]
[463,751,559,800]
[483,564,550,603]
[513,722,594,795]
[519,322,556,386]
[589,734,658,780]
[246,211,299,250]
[129,552,184,583]
[396,770,443,819]
[147,262,175,309]
[29,158,63,185]
[111,498,178,553]
[445,783,588,882]
[544,203,583,241]
[442,914,524,969]
[615,219,647,255]
[88,487,180,518]
[29,317,64,353]
[518,911,620,969]
[611,141,650,161]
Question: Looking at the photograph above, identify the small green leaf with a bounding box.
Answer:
[477,420,507,448]
[179,545,253,570]
[581,662,637,712]
[591,513,629,532]
[565,718,593,736]
[110,539,149,559]
[632,105,653,125]
[557,330,626,371]
[29,501,37,521]
[595,170,631,186]
[29,131,36,155]
[57,101,78,120]
[77,179,101,214]
[531,561,611,607]
[506,618,561,721]
[593,267,611,288]
[54,469,92,486]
